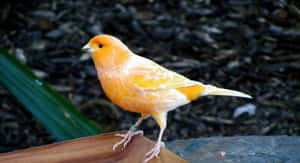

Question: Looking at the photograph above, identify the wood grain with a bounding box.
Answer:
[0,131,187,163]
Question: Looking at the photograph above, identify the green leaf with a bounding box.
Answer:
[0,47,101,141]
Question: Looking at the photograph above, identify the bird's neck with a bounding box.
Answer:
[92,48,132,71]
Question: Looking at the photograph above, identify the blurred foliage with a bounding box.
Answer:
[0,46,101,141]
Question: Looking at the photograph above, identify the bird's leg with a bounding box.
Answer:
[144,112,167,163]
[144,126,165,163]
[113,116,144,151]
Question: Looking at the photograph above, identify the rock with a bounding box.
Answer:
[202,26,223,35]
[167,136,300,163]
[185,8,215,17]
[227,13,244,20]
[131,20,146,36]
[164,58,204,69]
[269,24,283,36]
[45,30,63,39]
[87,23,103,35]
[174,28,191,49]
[222,21,239,29]
[31,40,47,50]
[32,70,48,79]
[151,27,173,40]
[227,60,240,69]
[152,2,163,13]
[31,10,55,20]
[283,29,300,40]
[14,48,26,64]
[0,110,16,121]
[59,22,73,34]
[233,103,256,118]
[194,31,218,48]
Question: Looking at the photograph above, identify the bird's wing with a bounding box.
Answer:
[126,55,197,91]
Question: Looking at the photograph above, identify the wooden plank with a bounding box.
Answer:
[0,131,187,163]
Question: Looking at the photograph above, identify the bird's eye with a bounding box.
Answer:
[98,44,103,48]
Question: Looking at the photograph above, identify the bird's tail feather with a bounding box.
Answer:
[202,84,252,99]
[177,81,252,101]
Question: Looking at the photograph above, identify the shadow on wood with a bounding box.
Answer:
[0,131,187,163]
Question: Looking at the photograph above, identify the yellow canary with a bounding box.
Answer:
[82,34,251,162]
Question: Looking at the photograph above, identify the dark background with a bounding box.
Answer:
[0,0,299,153]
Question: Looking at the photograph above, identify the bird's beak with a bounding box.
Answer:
[82,43,93,53]
[80,43,92,61]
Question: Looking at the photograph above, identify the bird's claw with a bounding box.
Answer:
[113,130,143,151]
[144,143,161,163]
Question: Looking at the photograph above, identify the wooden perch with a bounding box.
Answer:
[0,131,187,163]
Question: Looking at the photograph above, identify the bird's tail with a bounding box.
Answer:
[177,81,252,101]
[202,84,252,99]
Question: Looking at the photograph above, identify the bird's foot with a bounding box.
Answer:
[112,130,143,151]
[143,142,161,163]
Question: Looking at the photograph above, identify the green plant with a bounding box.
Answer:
[0,47,101,141]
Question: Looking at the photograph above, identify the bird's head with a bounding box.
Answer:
[82,34,129,54]
[82,34,131,68]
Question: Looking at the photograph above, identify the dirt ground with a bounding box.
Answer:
[0,0,299,153]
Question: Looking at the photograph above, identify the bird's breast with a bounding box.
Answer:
[97,69,190,114]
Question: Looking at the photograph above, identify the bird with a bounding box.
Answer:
[82,34,252,163]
